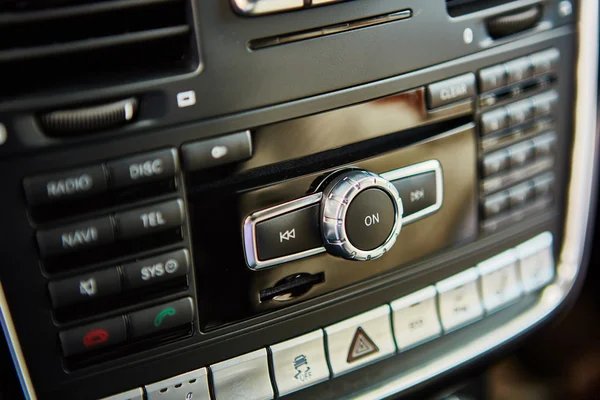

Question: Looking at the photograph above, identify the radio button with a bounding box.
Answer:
[391,171,437,219]
[507,99,534,127]
[37,217,115,258]
[129,297,194,339]
[505,57,532,84]
[24,165,107,207]
[59,316,127,357]
[255,204,322,262]
[436,268,483,332]
[530,48,560,76]
[427,73,476,109]
[107,149,178,190]
[48,267,121,309]
[123,249,189,290]
[478,64,507,93]
[480,108,508,136]
[482,150,509,177]
[114,199,184,240]
[181,130,252,172]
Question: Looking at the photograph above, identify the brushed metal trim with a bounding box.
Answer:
[349,1,599,399]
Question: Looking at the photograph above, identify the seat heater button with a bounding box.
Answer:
[427,73,476,109]
[477,250,523,313]
[59,316,127,357]
[436,268,483,332]
[100,388,144,400]
[181,130,252,172]
[211,349,274,400]
[107,149,178,189]
[49,267,121,308]
[129,297,194,339]
[391,171,437,219]
[123,249,189,290]
[270,330,330,396]
[145,368,211,400]
[24,165,108,206]
[115,199,184,240]
[516,232,555,292]
[391,286,442,351]
[37,217,115,258]
[324,305,396,376]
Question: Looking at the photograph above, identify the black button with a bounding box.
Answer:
[123,249,189,290]
[478,65,507,93]
[427,73,476,109]
[48,268,121,309]
[107,149,178,190]
[129,297,194,339]
[114,199,184,240]
[505,57,532,84]
[37,217,115,258]
[345,188,396,251]
[59,316,127,357]
[255,204,322,261]
[391,172,438,218]
[23,165,108,207]
[480,108,508,136]
[181,130,252,171]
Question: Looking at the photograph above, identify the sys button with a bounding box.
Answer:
[391,171,437,219]
[123,249,189,289]
[255,204,322,262]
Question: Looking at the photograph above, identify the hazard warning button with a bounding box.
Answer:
[324,305,396,376]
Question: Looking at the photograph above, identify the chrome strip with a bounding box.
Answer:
[381,160,443,224]
[0,283,36,399]
[243,192,325,270]
[350,1,599,398]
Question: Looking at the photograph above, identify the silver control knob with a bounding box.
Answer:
[321,170,403,261]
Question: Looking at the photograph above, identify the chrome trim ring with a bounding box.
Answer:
[321,170,404,261]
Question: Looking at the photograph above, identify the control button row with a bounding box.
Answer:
[482,172,555,219]
[48,249,190,309]
[426,73,476,109]
[478,48,559,93]
[482,131,557,178]
[59,297,194,357]
[36,199,185,258]
[480,91,558,136]
[23,148,179,207]
[107,233,555,400]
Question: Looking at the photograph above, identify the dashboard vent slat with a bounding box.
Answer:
[0,0,197,100]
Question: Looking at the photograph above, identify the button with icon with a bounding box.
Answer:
[59,316,127,357]
[181,130,252,172]
[129,297,194,339]
[48,267,122,309]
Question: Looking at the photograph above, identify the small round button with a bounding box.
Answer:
[345,189,396,251]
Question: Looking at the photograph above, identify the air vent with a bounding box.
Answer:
[0,0,198,99]
[446,0,517,17]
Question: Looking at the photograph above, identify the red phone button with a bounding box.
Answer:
[60,316,127,357]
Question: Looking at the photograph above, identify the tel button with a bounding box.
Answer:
[23,165,108,206]
[48,267,121,309]
[36,217,115,258]
[107,149,178,189]
[114,199,184,240]
[129,297,194,339]
[59,316,127,357]
[123,249,189,289]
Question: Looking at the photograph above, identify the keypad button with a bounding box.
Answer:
[325,305,396,376]
[48,268,121,309]
[477,250,523,313]
[507,141,535,168]
[508,182,534,208]
[181,130,252,172]
[129,297,194,339]
[532,91,559,117]
[505,57,532,84]
[390,286,442,351]
[427,73,476,109]
[532,132,557,158]
[507,99,534,127]
[478,64,507,93]
[211,349,275,400]
[114,199,184,240]
[530,48,560,76]
[107,149,178,190]
[391,171,437,219]
[145,368,211,400]
[231,0,304,16]
[436,268,483,332]
[37,217,115,258]
[482,150,509,177]
[516,232,555,292]
[533,173,555,198]
[123,249,189,290]
[100,388,144,400]
[480,108,508,136]
[60,316,127,357]
[23,165,108,207]
[270,330,330,396]
[483,192,509,218]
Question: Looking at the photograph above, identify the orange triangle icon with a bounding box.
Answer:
[347,326,379,363]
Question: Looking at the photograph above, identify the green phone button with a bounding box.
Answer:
[129,298,194,339]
